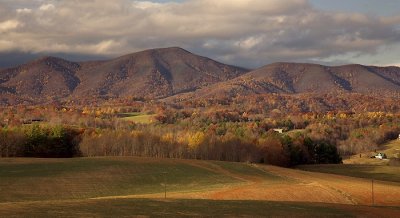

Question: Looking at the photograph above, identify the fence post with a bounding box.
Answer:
[164,172,167,199]
[371,179,374,206]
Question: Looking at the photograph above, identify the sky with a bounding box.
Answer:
[0,0,399,68]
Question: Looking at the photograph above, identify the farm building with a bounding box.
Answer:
[373,153,387,159]
[273,128,284,134]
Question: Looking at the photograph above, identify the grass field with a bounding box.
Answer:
[343,139,400,165]
[0,157,252,202]
[2,198,400,217]
[297,164,400,183]
[285,129,306,136]
[297,140,400,183]
[376,139,400,159]
[1,157,399,217]
[118,112,155,123]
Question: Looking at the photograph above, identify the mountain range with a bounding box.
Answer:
[0,47,399,105]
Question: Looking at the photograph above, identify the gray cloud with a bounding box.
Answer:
[0,0,399,68]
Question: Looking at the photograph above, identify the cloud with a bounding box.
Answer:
[39,3,55,11]
[386,63,400,67]
[0,20,22,32]
[16,8,32,14]
[132,1,162,10]
[0,0,399,68]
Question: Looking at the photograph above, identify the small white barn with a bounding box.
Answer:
[273,128,284,134]
[374,153,387,159]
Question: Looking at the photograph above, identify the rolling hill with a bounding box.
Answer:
[179,62,400,99]
[0,157,399,217]
[0,56,81,104]
[0,47,247,105]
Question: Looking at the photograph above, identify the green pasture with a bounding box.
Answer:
[2,198,393,218]
[297,164,400,183]
[0,157,279,203]
[118,112,155,123]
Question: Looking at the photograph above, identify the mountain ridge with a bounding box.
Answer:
[172,62,400,101]
[1,48,400,105]
[0,47,248,104]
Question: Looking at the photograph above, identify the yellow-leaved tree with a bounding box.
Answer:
[161,133,174,144]
[188,131,205,158]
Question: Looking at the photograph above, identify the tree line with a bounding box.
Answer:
[0,125,80,158]
[1,101,399,166]
[0,124,341,166]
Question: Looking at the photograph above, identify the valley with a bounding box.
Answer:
[2,0,400,216]
[1,48,400,217]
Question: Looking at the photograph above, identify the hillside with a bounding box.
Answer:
[0,157,399,217]
[73,47,247,99]
[342,139,400,166]
[0,57,81,104]
[1,157,399,205]
[178,62,400,99]
[2,50,400,106]
[0,47,247,105]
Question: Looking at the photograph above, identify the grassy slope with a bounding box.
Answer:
[1,157,400,217]
[2,198,399,218]
[298,140,400,183]
[383,140,400,158]
[0,157,279,202]
[343,139,400,165]
[297,164,400,183]
[118,112,155,123]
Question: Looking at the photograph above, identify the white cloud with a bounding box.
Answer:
[0,0,399,67]
[132,1,162,10]
[0,20,21,32]
[91,40,122,54]
[235,36,264,49]
[16,8,32,14]
[39,4,55,11]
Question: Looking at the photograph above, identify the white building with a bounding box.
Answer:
[374,153,387,159]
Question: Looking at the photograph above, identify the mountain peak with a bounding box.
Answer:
[154,46,188,52]
[76,46,247,99]
[33,56,67,63]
